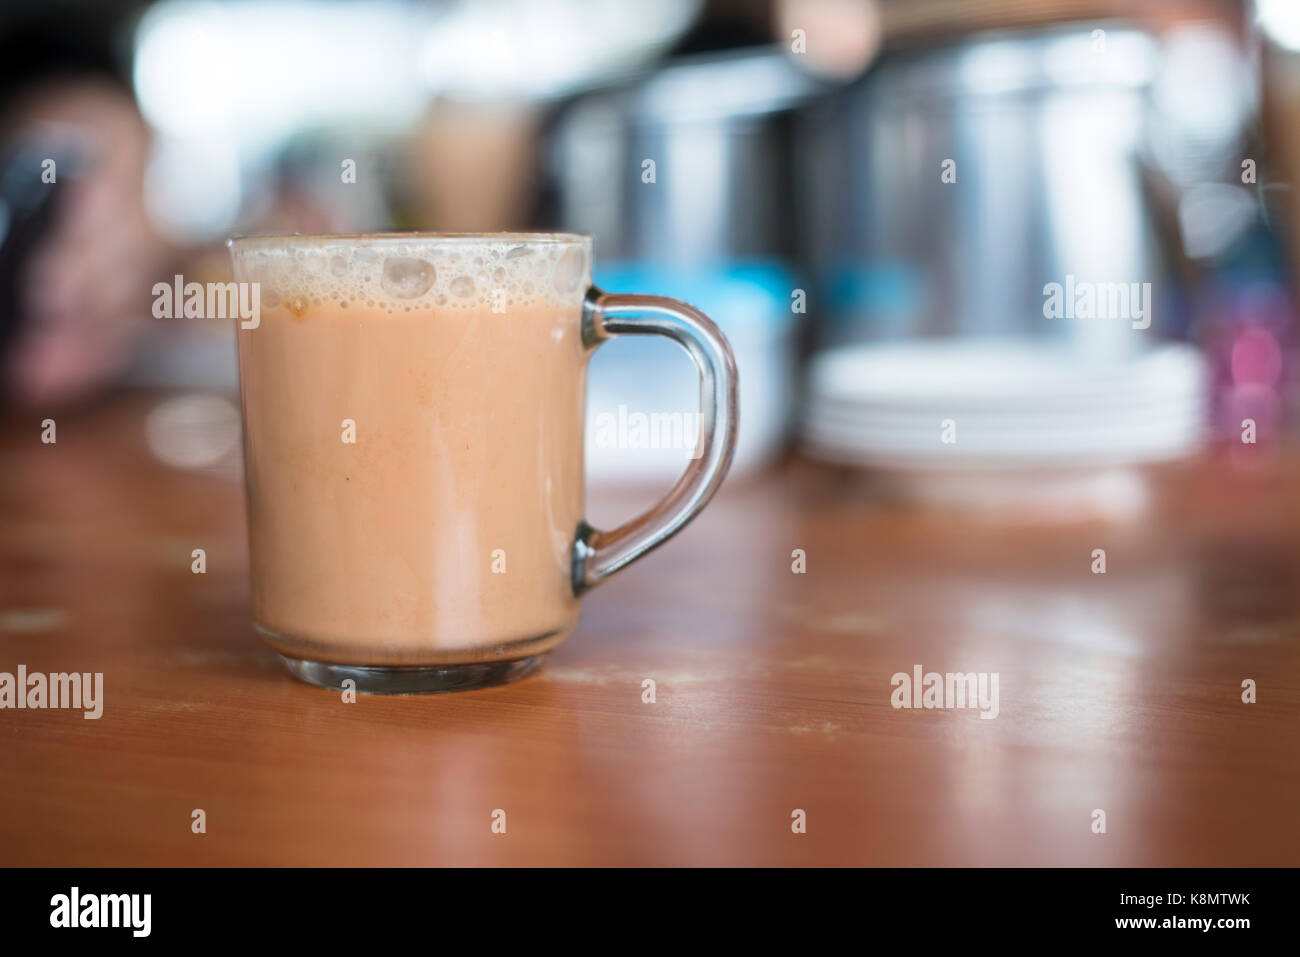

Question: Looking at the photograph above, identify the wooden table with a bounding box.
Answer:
[2,393,1298,866]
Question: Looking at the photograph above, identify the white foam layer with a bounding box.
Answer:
[229,234,592,314]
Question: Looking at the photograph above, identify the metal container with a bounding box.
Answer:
[542,47,824,265]
[797,22,1170,358]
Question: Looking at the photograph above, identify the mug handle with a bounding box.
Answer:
[571,286,740,595]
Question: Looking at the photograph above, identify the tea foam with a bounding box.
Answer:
[229,234,591,314]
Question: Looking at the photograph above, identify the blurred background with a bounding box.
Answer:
[8,0,1300,870]
[2,0,1299,513]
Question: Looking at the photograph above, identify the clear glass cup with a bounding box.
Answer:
[228,232,738,693]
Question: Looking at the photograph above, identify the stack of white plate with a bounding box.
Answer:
[802,340,1207,470]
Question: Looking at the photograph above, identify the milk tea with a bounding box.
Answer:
[231,235,592,666]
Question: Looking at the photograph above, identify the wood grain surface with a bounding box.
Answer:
[1,394,1298,866]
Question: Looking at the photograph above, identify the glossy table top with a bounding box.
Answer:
[2,394,1298,865]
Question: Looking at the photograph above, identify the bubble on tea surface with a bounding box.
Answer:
[554,247,584,294]
[506,244,532,261]
[450,275,475,298]
[329,255,348,277]
[381,257,436,299]
[261,285,282,308]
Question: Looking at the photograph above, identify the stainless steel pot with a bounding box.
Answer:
[797,22,1180,358]
[542,47,824,265]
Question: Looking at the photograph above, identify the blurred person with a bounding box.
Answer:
[0,1,174,408]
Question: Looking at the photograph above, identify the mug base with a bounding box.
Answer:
[278,654,546,694]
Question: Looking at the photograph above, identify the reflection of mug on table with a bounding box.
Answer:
[229,232,738,693]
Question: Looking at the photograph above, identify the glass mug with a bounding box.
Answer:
[228,232,738,693]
